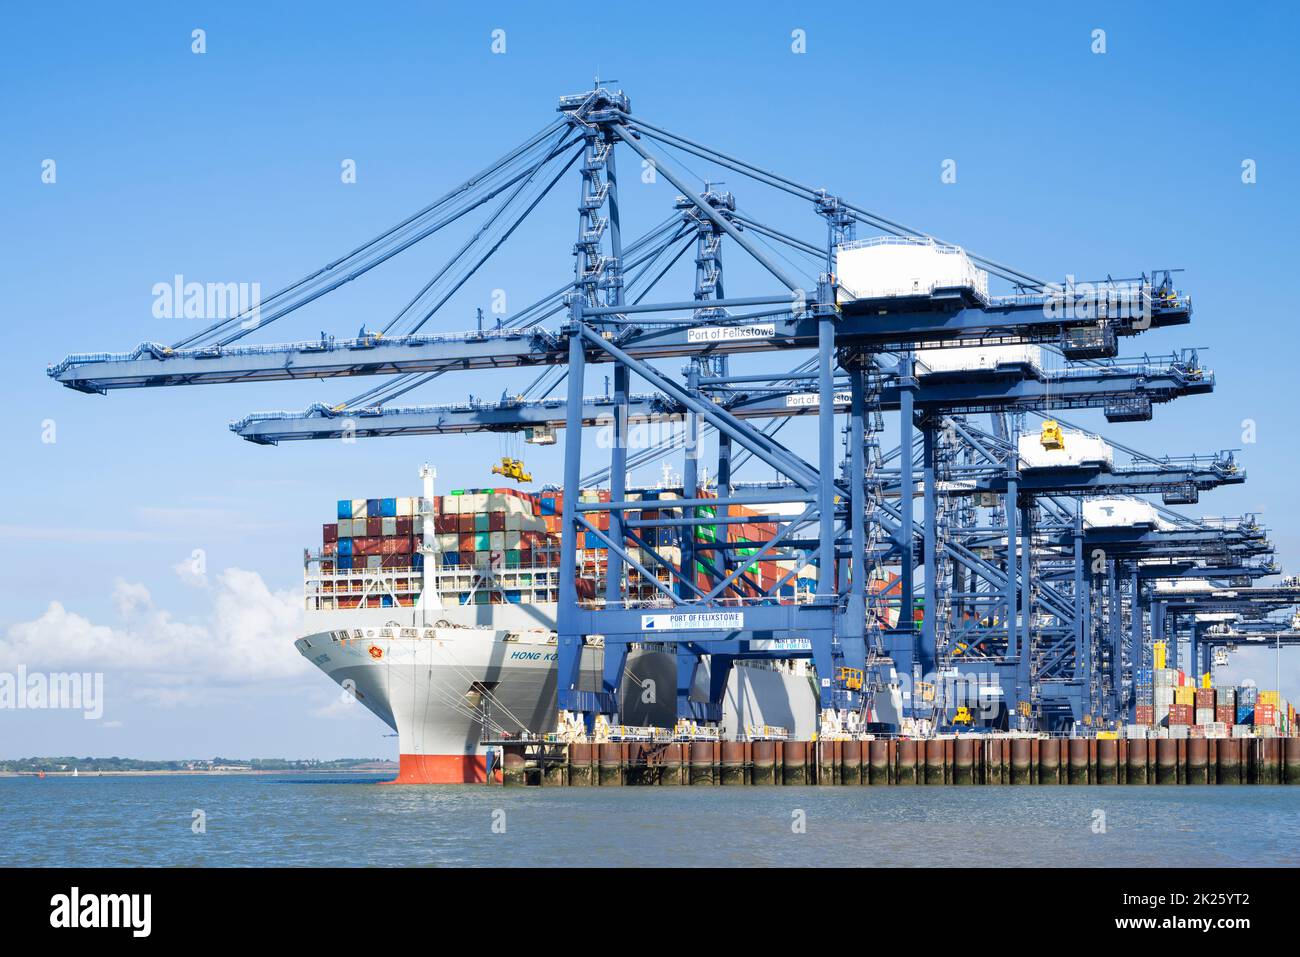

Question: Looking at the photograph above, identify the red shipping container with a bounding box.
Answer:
[1215,705,1235,725]
[396,517,413,536]
[435,515,456,534]
[366,517,382,537]
[1135,705,1154,726]
[323,541,338,556]
[1169,703,1193,725]
[458,515,474,532]
[1195,688,1215,708]
[323,523,338,543]
[1257,704,1277,726]
[489,511,505,532]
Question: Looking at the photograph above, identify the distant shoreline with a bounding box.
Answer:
[0,768,398,778]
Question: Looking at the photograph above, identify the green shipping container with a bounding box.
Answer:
[475,533,491,551]
[475,514,490,531]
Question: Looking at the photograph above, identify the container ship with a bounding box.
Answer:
[296,465,840,783]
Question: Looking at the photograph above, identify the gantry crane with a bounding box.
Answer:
[51,84,1276,738]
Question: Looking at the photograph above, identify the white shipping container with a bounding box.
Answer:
[1196,708,1216,725]
[1124,725,1149,739]
[382,517,397,537]
[1082,496,1161,529]
[351,499,368,519]
[1018,432,1114,470]
[915,344,1043,376]
[1154,578,1213,594]
[1168,724,1190,739]
[396,497,414,517]
[835,237,989,303]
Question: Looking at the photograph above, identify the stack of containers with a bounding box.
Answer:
[1134,667,1154,725]
[1215,686,1237,727]
[1153,668,1178,726]
[691,491,816,601]
[1255,690,1281,736]
[1168,700,1194,726]
[1237,685,1258,726]
[1194,686,1216,726]
[324,497,420,573]
[438,488,556,573]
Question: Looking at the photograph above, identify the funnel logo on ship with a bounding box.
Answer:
[367,645,384,660]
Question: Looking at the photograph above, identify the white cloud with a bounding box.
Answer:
[112,580,152,616]
[172,556,209,589]
[0,568,309,705]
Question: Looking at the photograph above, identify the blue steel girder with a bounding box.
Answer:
[50,296,1191,394]
[229,358,1211,443]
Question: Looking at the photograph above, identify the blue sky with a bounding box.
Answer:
[2,1,1298,757]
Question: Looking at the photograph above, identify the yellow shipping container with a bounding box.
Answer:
[1153,641,1167,670]
[1096,731,1119,740]
[1259,690,1281,707]
[1174,686,1196,706]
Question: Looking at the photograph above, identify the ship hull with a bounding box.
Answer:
[297,605,817,783]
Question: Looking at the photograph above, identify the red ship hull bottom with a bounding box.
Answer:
[384,753,499,785]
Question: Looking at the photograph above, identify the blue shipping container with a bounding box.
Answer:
[540,497,556,515]
[366,498,381,517]
[337,539,353,556]
[412,553,424,569]
[338,556,353,570]
[381,595,394,607]
[381,497,397,517]
[337,500,352,520]
[1237,705,1254,724]
[506,590,522,603]
[443,552,459,566]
